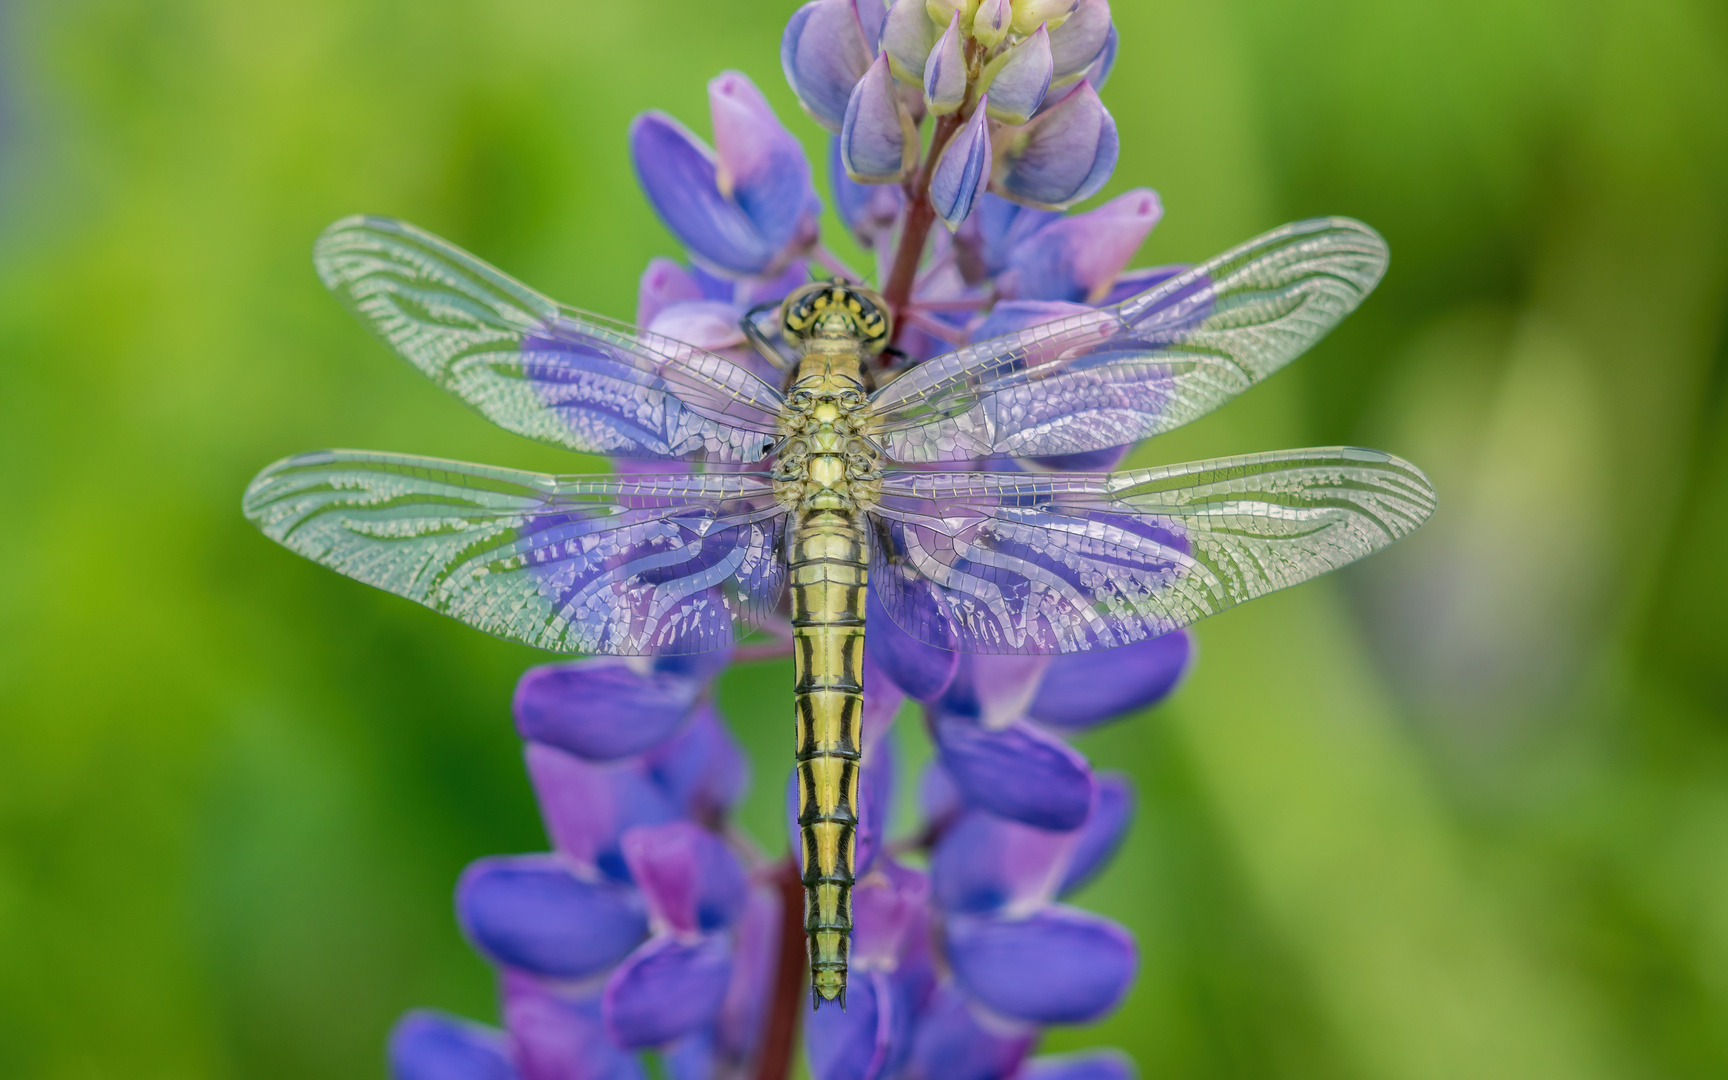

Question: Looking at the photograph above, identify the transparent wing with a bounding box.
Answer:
[868,448,1434,653]
[315,216,786,463]
[869,218,1388,463]
[244,451,790,655]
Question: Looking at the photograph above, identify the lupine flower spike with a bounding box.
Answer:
[244,1,1435,1077]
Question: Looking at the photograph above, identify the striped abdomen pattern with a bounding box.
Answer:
[772,349,881,1008]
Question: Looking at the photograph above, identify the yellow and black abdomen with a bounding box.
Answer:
[789,503,869,1007]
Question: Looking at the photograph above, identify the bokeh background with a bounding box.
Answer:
[2,0,1726,1077]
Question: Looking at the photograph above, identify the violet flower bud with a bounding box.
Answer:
[782,0,881,132]
[971,0,1013,46]
[981,24,1053,124]
[992,80,1118,210]
[842,53,920,182]
[1048,0,1112,86]
[1011,0,1078,34]
[882,0,940,83]
[923,12,968,115]
[930,97,993,229]
[389,1011,518,1080]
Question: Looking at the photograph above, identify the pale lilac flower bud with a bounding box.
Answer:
[882,0,940,83]
[782,0,881,132]
[924,12,968,115]
[1081,21,1118,89]
[829,136,906,246]
[929,97,992,229]
[842,53,920,182]
[1048,0,1111,86]
[981,23,1052,123]
[971,0,1013,46]
[926,0,980,25]
[1010,0,1078,33]
[992,80,1117,209]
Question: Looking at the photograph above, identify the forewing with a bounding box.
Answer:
[869,448,1434,653]
[870,218,1388,462]
[245,451,790,655]
[315,216,785,462]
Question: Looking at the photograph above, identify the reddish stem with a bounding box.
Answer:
[882,112,965,336]
[752,858,808,1080]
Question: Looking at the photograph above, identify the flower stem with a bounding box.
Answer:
[882,112,965,334]
[753,857,808,1080]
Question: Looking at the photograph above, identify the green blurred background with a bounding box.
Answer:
[2,0,1725,1076]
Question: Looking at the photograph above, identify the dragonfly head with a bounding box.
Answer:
[781,280,891,354]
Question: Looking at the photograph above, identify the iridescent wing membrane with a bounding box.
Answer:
[870,218,1389,462]
[869,448,1436,654]
[245,451,788,654]
[314,216,785,463]
[249,215,1431,657]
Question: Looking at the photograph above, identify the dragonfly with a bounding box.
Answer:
[244,214,1436,1008]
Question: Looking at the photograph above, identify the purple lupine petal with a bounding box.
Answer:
[503,975,647,1080]
[808,969,912,1080]
[1080,21,1118,90]
[930,99,992,230]
[1021,1050,1138,1080]
[1011,0,1079,34]
[881,0,939,83]
[983,25,1052,124]
[524,744,678,877]
[972,0,1013,46]
[939,653,1052,730]
[970,298,1092,340]
[1047,0,1112,84]
[946,908,1137,1023]
[930,711,1094,829]
[1097,262,1186,305]
[853,860,930,967]
[1029,630,1191,729]
[918,757,963,827]
[783,0,878,132]
[923,13,967,115]
[636,257,706,328]
[708,71,821,257]
[714,885,782,1062]
[867,586,959,700]
[1000,187,1161,303]
[643,704,749,822]
[906,984,1036,1080]
[457,856,647,978]
[513,658,700,762]
[621,822,747,935]
[931,808,1080,915]
[389,1011,518,1080]
[647,300,748,353]
[1059,773,1133,896]
[830,136,905,245]
[603,934,733,1048]
[857,732,897,875]
[861,654,906,752]
[843,54,920,182]
[630,112,775,275]
[992,81,1117,210]
[954,193,1061,282]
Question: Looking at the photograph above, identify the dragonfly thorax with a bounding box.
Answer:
[773,354,882,513]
